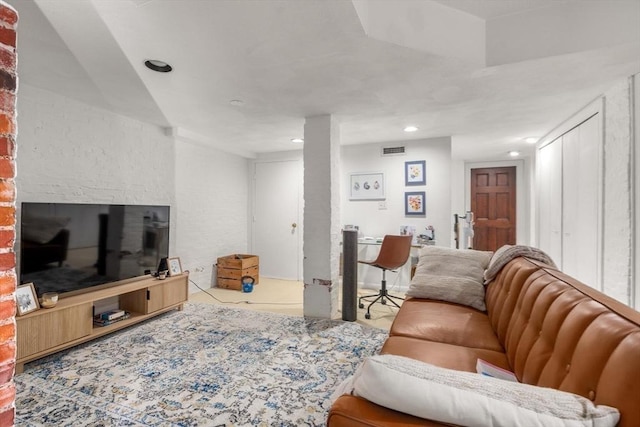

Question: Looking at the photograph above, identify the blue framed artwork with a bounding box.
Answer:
[405,160,426,186]
[405,191,426,216]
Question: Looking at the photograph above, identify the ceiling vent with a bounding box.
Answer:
[381,146,406,156]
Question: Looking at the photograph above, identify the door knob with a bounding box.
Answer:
[291,223,297,228]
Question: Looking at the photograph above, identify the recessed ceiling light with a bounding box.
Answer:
[524,137,538,144]
[229,99,244,107]
[144,59,172,73]
[291,138,304,144]
[509,151,520,157]
[404,126,418,132]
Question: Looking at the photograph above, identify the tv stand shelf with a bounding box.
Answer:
[15,273,189,373]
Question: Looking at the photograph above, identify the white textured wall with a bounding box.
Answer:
[341,138,451,244]
[16,85,175,205]
[174,140,249,292]
[602,79,633,303]
[634,72,640,309]
[341,137,451,289]
[16,84,250,294]
[303,115,340,318]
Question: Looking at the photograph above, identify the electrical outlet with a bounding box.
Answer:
[378,201,387,210]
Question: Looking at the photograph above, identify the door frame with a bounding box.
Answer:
[464,159,529,246]
[249,154,304,281]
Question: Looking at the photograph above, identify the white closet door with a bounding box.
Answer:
[537,139,563,266]
[561,116,600,286]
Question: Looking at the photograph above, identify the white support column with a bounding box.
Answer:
[303,115,340,318]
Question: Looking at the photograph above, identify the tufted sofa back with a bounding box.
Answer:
[485,257,640,427]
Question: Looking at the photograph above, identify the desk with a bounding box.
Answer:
[357,237,427,248]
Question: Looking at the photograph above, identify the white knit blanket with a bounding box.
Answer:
[484,245,556,284]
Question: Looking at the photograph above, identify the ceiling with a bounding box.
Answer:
[11,0,640,160]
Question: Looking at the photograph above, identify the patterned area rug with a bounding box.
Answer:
[15,303,387,426]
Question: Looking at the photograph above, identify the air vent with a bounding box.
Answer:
[381,146,406,156]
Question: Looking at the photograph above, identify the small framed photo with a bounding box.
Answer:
[405,191,426,216]
[167,257,183,276]
[16,283,40,316]
[405,160,426,186]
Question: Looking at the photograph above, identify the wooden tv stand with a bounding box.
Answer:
[15,273,189,373]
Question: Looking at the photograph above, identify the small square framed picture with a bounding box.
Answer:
[405,191,426,216]
[167,257,183,276]
[405,160,426,186]
[16,282,40,316]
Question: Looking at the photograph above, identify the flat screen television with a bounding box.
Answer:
[19,202,170,298]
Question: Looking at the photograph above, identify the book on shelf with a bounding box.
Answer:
[476,359,518,382]
[99,309,126,321]
[93,311,130,327]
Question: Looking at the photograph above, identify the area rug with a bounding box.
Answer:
[15,303,388,426]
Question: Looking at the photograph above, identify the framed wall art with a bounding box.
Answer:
[16,282,40,316]
[405,191,426,216]
[349,172,385,200]
[405,160,426,186]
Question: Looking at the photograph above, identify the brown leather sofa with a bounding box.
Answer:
[328,257,640,427]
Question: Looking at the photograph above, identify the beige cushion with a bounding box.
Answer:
[334,354,620,427]
[406,246,492,311]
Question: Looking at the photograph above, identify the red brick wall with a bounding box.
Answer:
[0,2,16,426]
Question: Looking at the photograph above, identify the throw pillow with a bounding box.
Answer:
[341,354,620,427]
[406,246,492,311]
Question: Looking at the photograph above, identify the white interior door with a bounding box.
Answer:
[253,160,302,280]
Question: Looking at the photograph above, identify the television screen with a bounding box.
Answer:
[19,202,170,298]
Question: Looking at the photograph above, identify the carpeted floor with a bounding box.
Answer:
[15,303,388,426]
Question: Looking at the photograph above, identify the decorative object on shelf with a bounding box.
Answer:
[416,225,435,245]
[16,283,40,315]
[405,191,426,216]
[93,311,131,327]
[400,225,417,243]
[39,292,59,309]
[167,257,182,276]
[157,270,168,280]
[405,160,426,186]
[349,172,385,200]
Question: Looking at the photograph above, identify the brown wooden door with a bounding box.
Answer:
[470,167,516,251]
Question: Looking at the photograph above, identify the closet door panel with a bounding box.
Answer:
[537,139,563,266]
[562,117,600,286]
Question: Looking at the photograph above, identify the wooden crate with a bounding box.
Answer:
[217,254,259,270]
[216,254,259,290]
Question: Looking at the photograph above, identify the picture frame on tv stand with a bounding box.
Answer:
[16,282,40,316]
[167,257,182,276]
